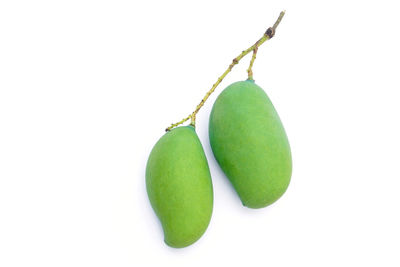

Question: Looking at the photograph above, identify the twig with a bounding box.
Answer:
[247,47,258,80]
[165,11,285,132]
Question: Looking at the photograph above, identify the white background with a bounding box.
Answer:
[1,0,399,266]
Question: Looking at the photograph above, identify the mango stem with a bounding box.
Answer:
[247,47,258,80]
[165,11,286,132]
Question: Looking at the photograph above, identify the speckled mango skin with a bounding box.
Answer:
[209,80,292,209]
[146,126,213,248]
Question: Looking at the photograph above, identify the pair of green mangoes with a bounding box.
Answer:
[146,80,292,248]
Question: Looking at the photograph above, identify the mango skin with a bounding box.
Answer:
[146,126,213,248]
[209,80,292,209]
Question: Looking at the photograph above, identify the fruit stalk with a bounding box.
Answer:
[166,11,285,132]
[247,47,258,80]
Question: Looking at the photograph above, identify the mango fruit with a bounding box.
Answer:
[209,80,291,208]
[146,126,213,248]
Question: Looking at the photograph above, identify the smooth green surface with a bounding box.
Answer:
[146,126,213,248]
[209,80,292,208]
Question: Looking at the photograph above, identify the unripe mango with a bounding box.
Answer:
[146,126,213,248]
[209,80,291,208]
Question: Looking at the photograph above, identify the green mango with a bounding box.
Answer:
[209,80,292,209]
[146,126,213,248]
